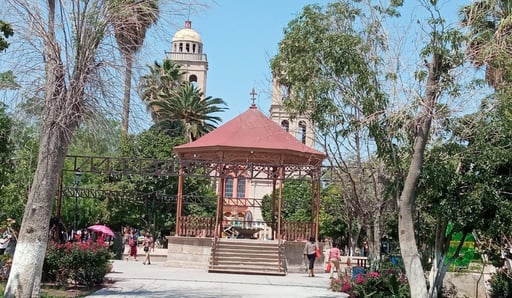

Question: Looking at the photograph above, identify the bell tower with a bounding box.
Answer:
[166,20,208,95]
[269,77,315,148]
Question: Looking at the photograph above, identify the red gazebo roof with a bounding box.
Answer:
[174,105,326,165]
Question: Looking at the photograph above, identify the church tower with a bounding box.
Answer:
[166,20,208,94]
[269,77,315,148]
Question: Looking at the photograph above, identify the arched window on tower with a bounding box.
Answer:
[189,75,198,89]
[237,177,246,198]
[225,177,234,198]
[186,43,190,52]
[192,44,196,53]
[173,44,177,52]
[281,120,289,132]
[298,121,307,144]
[179,43,183,52]
[281,85,290,101]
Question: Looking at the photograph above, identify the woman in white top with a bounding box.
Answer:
[303,236,319,277]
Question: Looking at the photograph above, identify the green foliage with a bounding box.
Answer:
[139,59,183,108]
[88,128,217,234]
[271,1,388,137]
[261,179,312,223]
[331,267,410,297]
[0,105,30,225]
[0,71,19,90]
[0,103,13,190]
[42,240,112,286]
[319,185,348,241]
[147,82,227,142]
[488,268,512,298]
[0,20,13,51]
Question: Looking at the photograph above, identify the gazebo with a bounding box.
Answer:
[167,104,326,274]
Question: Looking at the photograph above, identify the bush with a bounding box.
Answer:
[43,240,113,286]
[330,267,410,298]
[488,268,512,298]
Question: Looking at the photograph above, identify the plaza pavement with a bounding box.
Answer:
[87,259,349,298]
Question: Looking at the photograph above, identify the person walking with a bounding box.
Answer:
[126,230,138,261]
[303,235,319,277]
[142,232,153,265]
[328,243,341,279]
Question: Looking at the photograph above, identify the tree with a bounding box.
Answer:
[3,1,111,296]
[394,4,465,297]
[461,0,512,88]
[146,82,227,142]
[108,0,159,136]
[270,1,393,261]
[271,1,470,296]
[139,59,184,122]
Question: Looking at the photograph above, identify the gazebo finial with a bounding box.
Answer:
[250,88,257,108]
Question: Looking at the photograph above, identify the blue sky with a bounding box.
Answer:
[136,0,330,128]
[135,0,466,129]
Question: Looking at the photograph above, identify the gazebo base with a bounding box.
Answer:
[164,236,325,274]
[165,236,212,270]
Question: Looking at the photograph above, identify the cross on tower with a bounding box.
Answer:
[250,88,257,107]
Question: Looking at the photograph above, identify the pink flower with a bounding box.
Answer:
[342,281,352,292]
[355,274,366,284]
[368,271,380,278]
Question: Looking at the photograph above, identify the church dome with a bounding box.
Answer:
[172,20,202,43]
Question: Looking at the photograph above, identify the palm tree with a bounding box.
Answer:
[461,0,512,88]
[147,82,228,142]
[108,0,159,136]
[139,59,183,121]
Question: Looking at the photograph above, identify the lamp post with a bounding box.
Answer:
[73,168,82,238]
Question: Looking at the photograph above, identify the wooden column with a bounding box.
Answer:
[312,169,321,240]
[277,166,284,240]
[175,166,184,236]
[271,166,277,240]
[214,164,226,238]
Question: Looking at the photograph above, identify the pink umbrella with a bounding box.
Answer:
[88,224,115,238]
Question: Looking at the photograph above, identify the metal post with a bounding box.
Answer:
[54,172,63,242]
[73,168,82,240]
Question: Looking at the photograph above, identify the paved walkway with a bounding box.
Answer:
[88,260,348,298]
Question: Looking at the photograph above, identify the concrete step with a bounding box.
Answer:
[211,260,280,267]
[210,239,285,276]
[208,265,286,275]
[213,256,280,263]
[214,249,280,255]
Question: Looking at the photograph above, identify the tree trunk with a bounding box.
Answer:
[4,1,103,295]
[5,125,71,297]
[428,223,467,298]
[369,212,382,264]
[398,53,442,298]
[121,55,133,136]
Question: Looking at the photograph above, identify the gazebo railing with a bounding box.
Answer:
[177,216,312,241]
[177,216,215,237]
[281,221,312,241]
